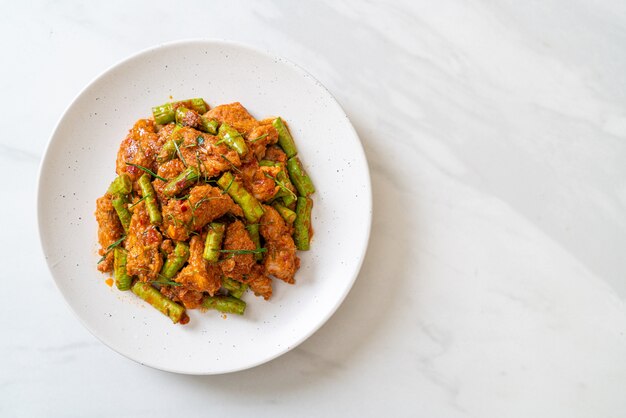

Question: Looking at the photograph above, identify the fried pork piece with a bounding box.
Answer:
[229,202,245,218]
[156,122,177,141]
[175,127,242,177]
[162,184,235,241]
[247,123,279,160]
[160,239,174,256]
[220,220,256,282]
[245,264,273,300]
[240,155,281,202]
[175,235,222,296]
[125,202,163,281]
[263,145,288,164]
[95,194,124,272]
[152,159,185,202]
[160,285,204,309]
[116,119,162,187]
[205,102,259,135]
[260,205,300,284]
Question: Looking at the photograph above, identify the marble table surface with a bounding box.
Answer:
[2,1,626,417]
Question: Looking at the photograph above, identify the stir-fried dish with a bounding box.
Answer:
[95,99,314,324]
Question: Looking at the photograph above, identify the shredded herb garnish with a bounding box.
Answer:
[221,174,235,194]
[173,138,187,166]
[125,162,167,182]
[220,155,241,173]
[193,196,219,209]
[249,133,269,143]
[263,171,297,201]
[166,213,183,227]
[129,195,147,208]
[107,235,126,250]
[195,150,204,182]
[196,135,204,146]
[171,194,190,201]
[152,277,182,287]
[97,235,126,263]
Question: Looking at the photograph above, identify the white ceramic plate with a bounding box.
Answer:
[38,40,371,374]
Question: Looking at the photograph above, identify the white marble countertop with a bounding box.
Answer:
[3,1,626,417]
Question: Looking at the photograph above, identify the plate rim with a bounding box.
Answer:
[37,38,372,375]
